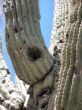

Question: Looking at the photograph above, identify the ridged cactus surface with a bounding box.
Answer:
[49,0,68,55]
[2,0,82,110]
[4,0,54,85]
[54,0,82,110]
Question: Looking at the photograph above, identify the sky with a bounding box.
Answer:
[39,0,54,48]
[0,0,54,82]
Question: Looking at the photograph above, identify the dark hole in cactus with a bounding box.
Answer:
[37,88,51,109]
[6,69,10,74]
[41,102,48,109]
[7,33,9,39]
[11,5,14,8]
[27,47,42,62]
[62,108,64,110]
[59,39,64,43]
[54,46,57,50]
[23,40,26,44]
[20,47,22,50]
[2,79,5,83]
[66,33,69,38]
[3,5,6,7]
[37,88,51,98]
[14,27,19,33]
[53,51,57,56]
[14,27,23,33]
[20,47,22,53]
[55,74,59,82]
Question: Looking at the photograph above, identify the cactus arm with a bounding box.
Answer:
[4,0,54,86]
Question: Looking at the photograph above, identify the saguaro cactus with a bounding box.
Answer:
[4,0,54,86]
[54,0,82,110]
[4,0,59,110]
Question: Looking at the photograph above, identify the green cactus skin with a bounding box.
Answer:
[54,1,82,110]
[5,0,54,86]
